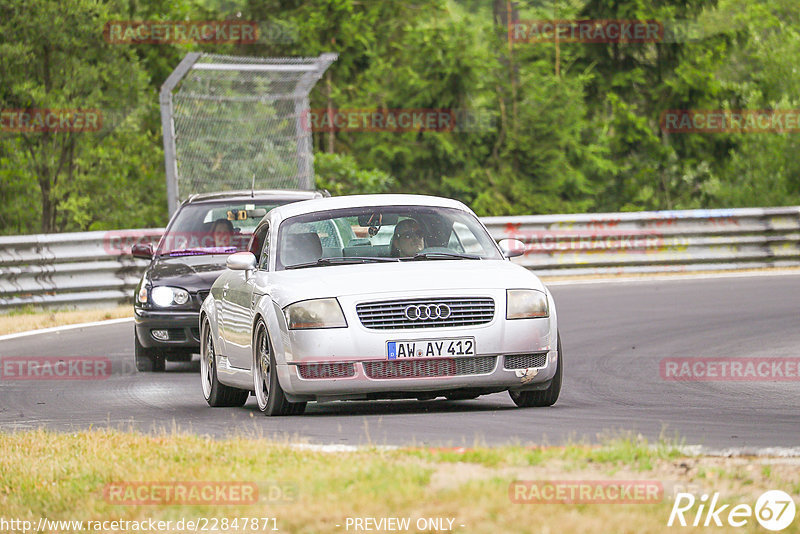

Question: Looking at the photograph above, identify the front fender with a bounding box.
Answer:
[543,284,559,367]
[254,294,291,367]
[200,294,223,353]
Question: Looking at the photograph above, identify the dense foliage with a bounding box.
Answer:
[1,0,798,234]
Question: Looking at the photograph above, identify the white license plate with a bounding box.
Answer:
[386,337,476,359]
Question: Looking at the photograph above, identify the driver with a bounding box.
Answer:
[390,218,425,257]
[211,218,234,247]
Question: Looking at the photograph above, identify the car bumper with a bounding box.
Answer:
[277,351,558,402]
[134,308,201,351]
[274,307,558,401]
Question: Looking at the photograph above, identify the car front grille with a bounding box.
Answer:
[297,362,356,379]
[504,353,548,370]
[363,356,496,379]
[356,297,495,330]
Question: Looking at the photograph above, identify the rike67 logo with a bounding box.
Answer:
[668,490,796,531]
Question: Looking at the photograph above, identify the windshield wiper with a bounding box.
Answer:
[285,256,400,270]
[161,247,237,257]
[403,251,482,261]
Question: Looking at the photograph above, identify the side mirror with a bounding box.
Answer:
[227,251,257,271]
[498,238,526,258]
[131,243,154,259]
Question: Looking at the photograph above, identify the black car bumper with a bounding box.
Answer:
[134,308,201,352]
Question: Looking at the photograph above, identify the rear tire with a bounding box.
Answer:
[135,335,165,372]
[200,319,248,407]
[509,332,562,408]
[253,320,306,416]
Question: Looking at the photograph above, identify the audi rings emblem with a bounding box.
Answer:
[404,303,451,321]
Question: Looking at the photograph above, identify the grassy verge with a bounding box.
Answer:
[0,306,130,336]
[1,430,798,533]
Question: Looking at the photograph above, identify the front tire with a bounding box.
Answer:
[200,319,248,407]
[509,332,562,408]
[135,335,165,372]
[253,320,306,416]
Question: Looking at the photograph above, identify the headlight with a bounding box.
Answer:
[506,289,549,319]
[283,298,347,330]
[151,286,190,307]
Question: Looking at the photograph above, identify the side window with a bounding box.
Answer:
[452,222,483,254]
[259,225,270,270]
[249,224,270,269]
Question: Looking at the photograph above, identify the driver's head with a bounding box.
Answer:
[211,219,234,246]
[391,218,424,257]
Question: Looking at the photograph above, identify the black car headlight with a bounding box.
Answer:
[150,286,190,307]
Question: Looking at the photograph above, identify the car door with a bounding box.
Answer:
[226,224,270,370]
[212,267,241,359]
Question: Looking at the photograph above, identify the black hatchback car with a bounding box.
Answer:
[131,190,325,371]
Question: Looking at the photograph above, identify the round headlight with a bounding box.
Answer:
[151,286,175,307]
[173,290,189,305]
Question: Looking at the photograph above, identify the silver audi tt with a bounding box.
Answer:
[199,194,562,415]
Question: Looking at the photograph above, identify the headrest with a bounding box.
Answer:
[281,232,322,266]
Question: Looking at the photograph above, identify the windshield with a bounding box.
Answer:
[276,205,502,270]
[157,201,284,256]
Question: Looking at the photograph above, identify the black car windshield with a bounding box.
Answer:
[276,205,502,270]
[157,201,283,256]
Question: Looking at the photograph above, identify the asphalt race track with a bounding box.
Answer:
[1,274,799,450]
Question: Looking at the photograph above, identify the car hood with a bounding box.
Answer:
[267,260,546,306]
[147,254,230,291]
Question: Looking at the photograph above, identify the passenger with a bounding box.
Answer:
[390,218,425,257]
[211,219,234,247]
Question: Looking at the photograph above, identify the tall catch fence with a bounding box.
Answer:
[160,53,337,215]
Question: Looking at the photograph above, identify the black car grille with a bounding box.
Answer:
[356,297,495,330]
[504,353,548,370]
[363,356,496,379]
[196,290,210,305]
[297,363,356,379]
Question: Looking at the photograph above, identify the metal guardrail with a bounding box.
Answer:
[483,206,800,276]
[0,229,163,309]
[1,207,798,309]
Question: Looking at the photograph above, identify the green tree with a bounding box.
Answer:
[0,0,157,233]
